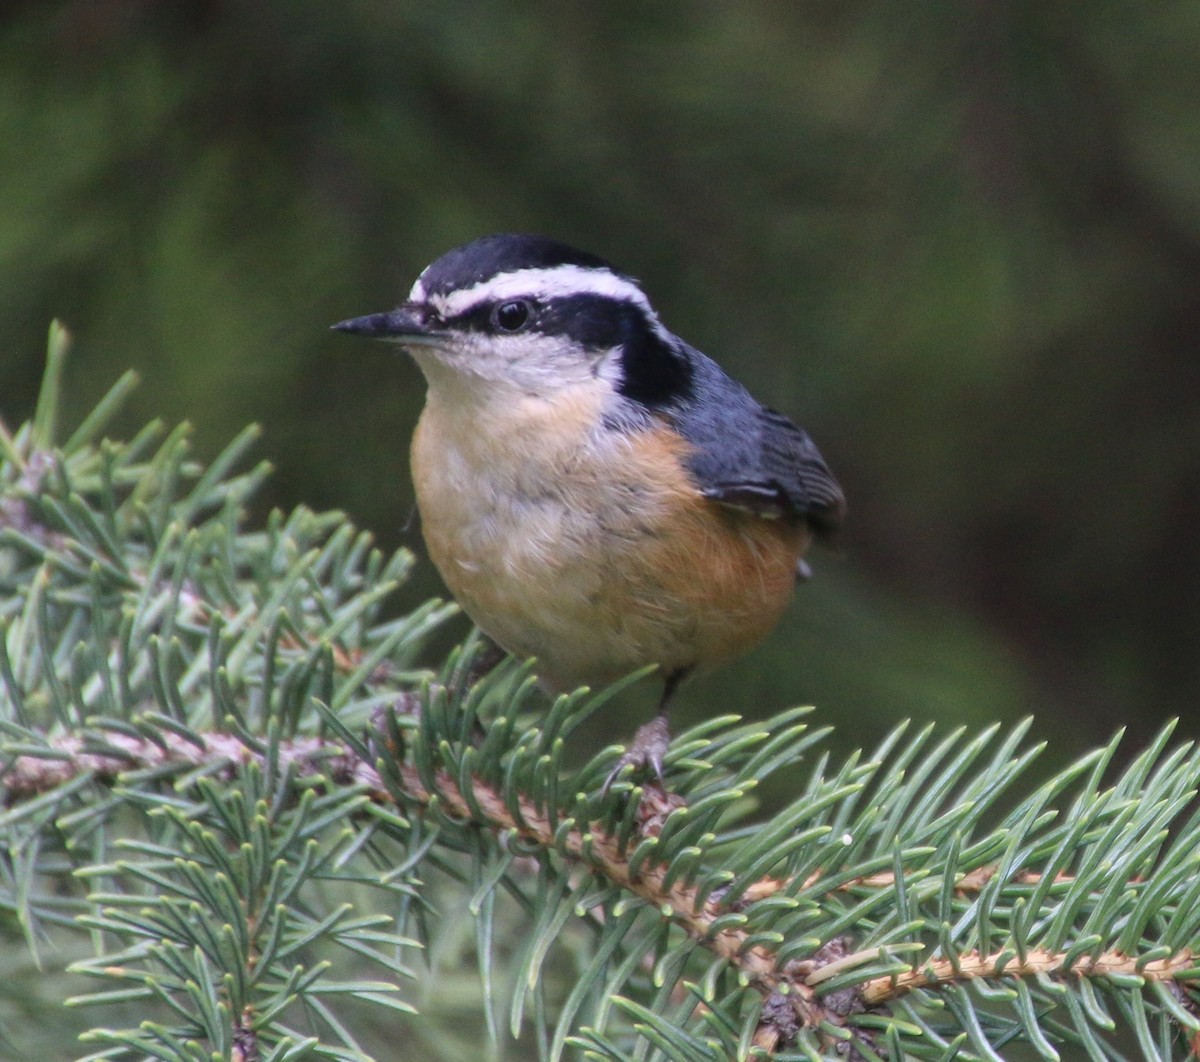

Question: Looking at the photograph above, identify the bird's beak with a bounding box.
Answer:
[331,305,440,344]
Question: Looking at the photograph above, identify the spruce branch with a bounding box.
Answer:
[860,948,1198,1006]
[1,723,832,1024]
[6,716,1200,1059]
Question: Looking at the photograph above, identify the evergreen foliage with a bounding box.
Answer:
[2,328,1199,1060]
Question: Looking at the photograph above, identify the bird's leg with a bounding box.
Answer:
[601,668,690,794]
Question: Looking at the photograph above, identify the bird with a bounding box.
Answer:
[333,233,845,788]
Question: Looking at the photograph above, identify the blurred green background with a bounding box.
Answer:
[3,0,1199,771]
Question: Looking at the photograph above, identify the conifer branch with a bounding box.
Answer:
[742,864,1072,902]
[0,728,375,798]
[9,719,1200,1059]
[2,723,842,1037]
[860,947,1198,1006]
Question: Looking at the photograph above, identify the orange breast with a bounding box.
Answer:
[412,389,808,693]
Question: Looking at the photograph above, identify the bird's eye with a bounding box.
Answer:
[492,300,531,333]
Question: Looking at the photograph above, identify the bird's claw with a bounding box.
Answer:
[600,715,671,797]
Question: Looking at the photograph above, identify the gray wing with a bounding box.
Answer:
[670,346,846,538]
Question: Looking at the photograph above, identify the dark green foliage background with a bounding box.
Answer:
[3,1,1198,768]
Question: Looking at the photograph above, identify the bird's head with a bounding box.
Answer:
[333,233,692,406]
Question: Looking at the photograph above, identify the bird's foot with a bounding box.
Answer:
[601,715,671,796]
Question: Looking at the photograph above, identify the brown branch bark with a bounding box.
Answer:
[861,946,1198,1006]
[740,864,1074,903]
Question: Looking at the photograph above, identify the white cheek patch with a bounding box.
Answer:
[425,330,599,394]
[490,332,599,388]
[593,346,626,389]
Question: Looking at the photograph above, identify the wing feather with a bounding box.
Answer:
[670,346,845,537]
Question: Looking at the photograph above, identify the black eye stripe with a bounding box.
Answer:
[446,294,650,347]
[540,295,642,348]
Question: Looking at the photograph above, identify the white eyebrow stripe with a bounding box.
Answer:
[414,266,656,319]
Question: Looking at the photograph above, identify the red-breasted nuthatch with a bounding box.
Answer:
[334,234,845,785]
